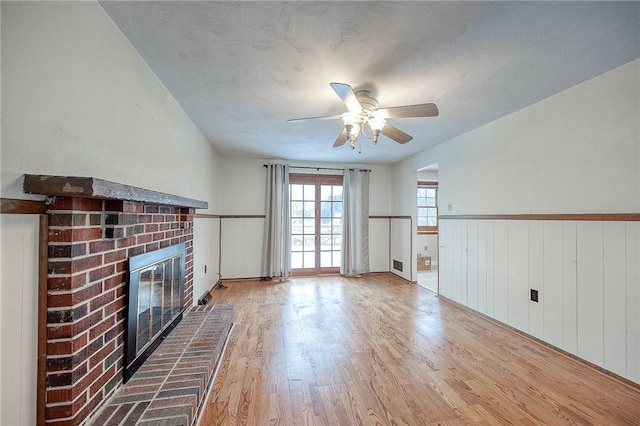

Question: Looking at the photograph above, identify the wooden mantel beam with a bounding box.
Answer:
[23,174,208,209]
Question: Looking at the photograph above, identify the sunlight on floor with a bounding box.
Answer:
[417,268,438,292]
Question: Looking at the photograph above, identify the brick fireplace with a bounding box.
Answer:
[24,175,208,425]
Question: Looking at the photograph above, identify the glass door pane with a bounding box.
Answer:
[320,184,342,268]
[290,183,316,269]
[290,175,342,275]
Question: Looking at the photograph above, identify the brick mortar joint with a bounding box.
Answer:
[43,210,196,422]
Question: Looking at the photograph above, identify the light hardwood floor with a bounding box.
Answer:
[199,274,640,425]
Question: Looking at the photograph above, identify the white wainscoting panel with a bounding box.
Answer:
[493,221,509,324]
[369,219,390,273]
[1,214,39,426]
[576,221,604,366]
[603,221,627,377]
[390,218,412,281]
[625,222,640,383]
[467,220,479,311]
[451,220,465,302]
[446,219,455,299]
[438,217,639,385]
[542,221,564,349]
[220,218,264,278]
[485,221,495,317]
[193,217,220,301]
[477,220,488,315]
[562,221,578,355]
[508,220,529,333]
[369,218,391,272]
[528,221,544,340]
[439,219,452,298]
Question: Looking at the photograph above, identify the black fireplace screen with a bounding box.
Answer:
[125,243,185,382]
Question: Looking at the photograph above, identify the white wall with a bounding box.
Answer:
[1,0,222,286]
[416,233,438,264]
[401,59,640,215]
[397,59,640,384]
[0,215,39,426]
[417,170,438,181]
[217,158,393,278]
[390,218,412,281]
[1,2,222,421]
[1,2,220,206]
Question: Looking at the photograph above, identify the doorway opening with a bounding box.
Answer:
[289,174,343,275]
[417,164,439,292]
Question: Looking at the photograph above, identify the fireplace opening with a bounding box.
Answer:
[125,243,186,382]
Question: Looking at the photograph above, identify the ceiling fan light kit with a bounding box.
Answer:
[288,82,439,152]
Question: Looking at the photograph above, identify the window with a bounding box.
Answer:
[417,181,438,234]
[290,174,343,275]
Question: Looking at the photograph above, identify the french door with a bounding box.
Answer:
[289,174,343,275]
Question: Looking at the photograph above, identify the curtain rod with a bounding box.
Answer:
[263,164,371,172]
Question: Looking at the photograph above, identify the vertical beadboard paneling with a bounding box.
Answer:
[1,215,39,426]
[435,217,639,386]
[576,221,604,366]
[602,221,627,376]
[563,221,578,355]
[467,220,479,310]
[477,220,488,314]
[486,220,495,317]
[451,220,464,302]
[508,221,529,332]
[443,219,455,298]
[543,221,564,349]
[459,220,469,304]
[528,221,544,339]
[626,221,640,383]
[493,220,509,323]
[438,220,449,297]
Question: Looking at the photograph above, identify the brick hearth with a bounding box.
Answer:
[90,304,233,425]
[45,196,196,425]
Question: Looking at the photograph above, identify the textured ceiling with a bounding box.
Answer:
[99,1,640,164]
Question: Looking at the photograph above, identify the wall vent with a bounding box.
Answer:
[393,260,403,272]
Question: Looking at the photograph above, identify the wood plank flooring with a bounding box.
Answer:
[199,274,640,425]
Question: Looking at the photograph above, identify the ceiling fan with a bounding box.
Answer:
[288,82,439,150]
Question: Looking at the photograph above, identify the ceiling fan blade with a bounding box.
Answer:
[288,114,342,123]
[381,123,413,144]
[377,103,439,119]
[333,128,348,147]
[330,82,361,113]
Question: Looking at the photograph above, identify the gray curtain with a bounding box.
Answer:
[262,164,291,278]
[341,168,370,276]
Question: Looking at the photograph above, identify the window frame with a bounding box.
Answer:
[417,180,438,235]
